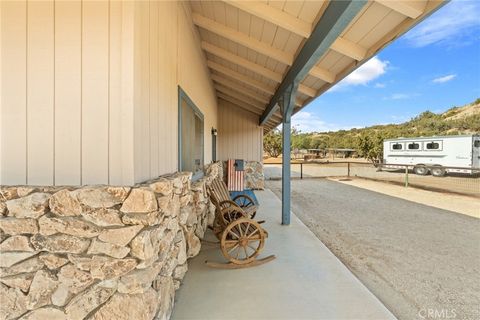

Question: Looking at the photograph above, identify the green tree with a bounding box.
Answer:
[356,131,386,164]
[263,129,282,157]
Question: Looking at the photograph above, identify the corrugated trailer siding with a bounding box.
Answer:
[218,100,263,162]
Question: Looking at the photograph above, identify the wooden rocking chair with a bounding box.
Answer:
[206,177,275,269]
[209,177,258,219]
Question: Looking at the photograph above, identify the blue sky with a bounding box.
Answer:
[292,0,480,133]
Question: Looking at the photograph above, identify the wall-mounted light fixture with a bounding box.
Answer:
[211,128,217,136]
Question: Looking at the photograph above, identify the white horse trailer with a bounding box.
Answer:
[383,134,480,176]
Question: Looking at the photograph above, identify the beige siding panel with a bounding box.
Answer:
[27,1,54,185]
[120,1,135,185]
[54,0,81,185]
[157,1,178,176]
[109,0,132,185]
[177,2,218,167]
[81,1,109,184]
[1,1,27,185]
[218,100,263,162]
[149,1,159,178]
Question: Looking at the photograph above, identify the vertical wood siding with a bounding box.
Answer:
[1,1,28,185]
[1,0,136,186]
[218,100,263,162]
[133,1,218,183]
[1,1,218,186]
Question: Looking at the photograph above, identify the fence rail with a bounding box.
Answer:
[264,161,480,197]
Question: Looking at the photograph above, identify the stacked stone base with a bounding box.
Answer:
[0,163,221,320]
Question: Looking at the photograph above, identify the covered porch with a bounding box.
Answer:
[172,189,394,320]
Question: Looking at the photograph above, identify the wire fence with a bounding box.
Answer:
[264,161,480,198]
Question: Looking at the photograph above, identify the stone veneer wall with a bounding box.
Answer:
[220,161,264,190]
[0,163,221,320]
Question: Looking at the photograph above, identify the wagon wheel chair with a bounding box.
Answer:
[206,178,275,269]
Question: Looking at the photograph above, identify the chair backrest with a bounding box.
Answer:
[209,177,230,205]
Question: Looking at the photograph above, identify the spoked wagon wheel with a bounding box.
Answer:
[220,206,247,228]
[220,218,265,265]
[233,195,257,218]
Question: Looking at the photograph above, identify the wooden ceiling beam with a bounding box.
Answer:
[375,0,425,19]
[215,85,265,109]
[193,13,294,65]
[309,65,336,83]
[298,84,316,98]
[331,37,367,61]
[202,42,282,82]
[218,95,262,116]
[222,1,312,38]
[203,41,326,96]
[218,94,283,122]
[207,60,276,95]
[211,74,270,104]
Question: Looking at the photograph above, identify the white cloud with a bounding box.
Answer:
[432,74,456,83]
[403,0,480,47]
[342,56,389,85]
[328,56,389,92]
[383,93,418,100]
[292,111,360,133]
[374,82,386,88]
[391,93,410,100]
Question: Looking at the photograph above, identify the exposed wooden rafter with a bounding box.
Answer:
[202,42,282,82]
[260,0,367,125]
[309,66,336,83]
[193,13,294,65]
[207,60,276,95]
[331,37,367,61]
[215,85,265,109]
[375,0,425,19]
[217,93,283,122]
[211,74,270,104]
[203,41,331,94]
[222,1,312,38]
[217,95,262,116]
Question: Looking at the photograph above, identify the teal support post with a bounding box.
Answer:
[281,83,298,225]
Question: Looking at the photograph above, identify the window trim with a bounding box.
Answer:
[425,141,442,151]
[178,86,204,180]
[390,142,404,151]
[406,141,422,151]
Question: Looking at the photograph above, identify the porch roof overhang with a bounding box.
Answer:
[190,0,447,132]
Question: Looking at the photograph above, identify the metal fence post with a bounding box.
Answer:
[300,163,303,179]
[347,162,350,177]
[405,166,409,188]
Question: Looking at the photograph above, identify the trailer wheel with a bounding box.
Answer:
[413,165,429,175]
[431,166,445,177]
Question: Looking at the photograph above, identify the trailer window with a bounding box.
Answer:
[426,142,439,150]
[408,142,420,150]
[391,143,403,150]
[475,140,480,148]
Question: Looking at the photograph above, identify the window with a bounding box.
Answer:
[475,140,480,148]
[408,142,420,150]
[178,87,204,179]
[426,142,440,150]
[391,143,403,150]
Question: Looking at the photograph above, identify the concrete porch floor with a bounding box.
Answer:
[172,189,395,320]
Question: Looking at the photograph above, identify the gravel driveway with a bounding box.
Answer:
[267,179,480,320]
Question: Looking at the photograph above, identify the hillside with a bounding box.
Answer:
[290,98,480,152]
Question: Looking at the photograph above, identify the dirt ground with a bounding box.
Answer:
[331,178,480,218]
[264,163,480,197]
[267,179,480,320]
